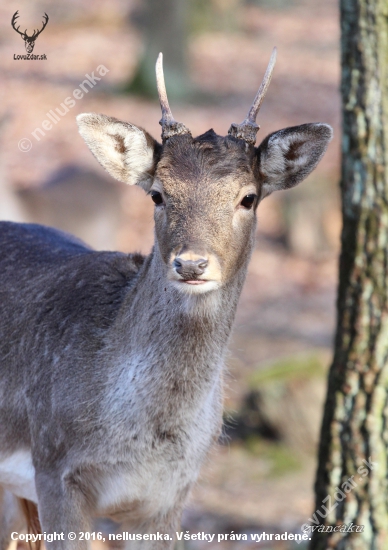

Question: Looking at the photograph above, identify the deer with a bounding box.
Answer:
[11,11,49,54]
[0,49,332,549]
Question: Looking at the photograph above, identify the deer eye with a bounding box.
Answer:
[151,191,164,206]
[240,194,256,209]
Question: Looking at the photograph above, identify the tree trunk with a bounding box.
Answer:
[310,0,388,548]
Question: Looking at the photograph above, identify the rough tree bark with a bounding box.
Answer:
[310,0,388,548]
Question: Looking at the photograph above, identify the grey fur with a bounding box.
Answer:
[0,116,332,549]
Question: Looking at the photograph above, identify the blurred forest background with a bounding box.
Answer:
[0,0,340,547]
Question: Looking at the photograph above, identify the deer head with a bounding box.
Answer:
[77,51,332,294]
[11,11,49,54]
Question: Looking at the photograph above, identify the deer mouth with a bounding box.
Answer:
[181,279,207,285]
[171,278,221,294]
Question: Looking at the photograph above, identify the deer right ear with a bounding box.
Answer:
[76,113,161,191]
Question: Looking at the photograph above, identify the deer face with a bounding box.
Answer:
[150,133,259,293]
[77,52,332,294]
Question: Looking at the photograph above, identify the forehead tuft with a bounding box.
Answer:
[156,131,254,184]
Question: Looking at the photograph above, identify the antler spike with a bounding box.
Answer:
[228,47,277,145]
[156,53,174,125]
[156,53,191,143]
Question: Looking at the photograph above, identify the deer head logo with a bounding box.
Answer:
[11,11,49,54]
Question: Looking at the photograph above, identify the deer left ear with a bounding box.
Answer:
[255,123,333,198]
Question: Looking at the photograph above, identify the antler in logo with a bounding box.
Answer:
[11,11,49,54]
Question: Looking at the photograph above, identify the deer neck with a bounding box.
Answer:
[106,242,250,422]
[127,242,247,351]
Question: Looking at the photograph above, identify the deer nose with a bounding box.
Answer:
[173,257,208,279]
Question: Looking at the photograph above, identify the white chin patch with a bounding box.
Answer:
[172,280,220,294]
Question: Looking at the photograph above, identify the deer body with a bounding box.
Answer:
[0,216,236,538]
[0,52,332,549]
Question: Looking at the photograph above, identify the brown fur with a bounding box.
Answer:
[19,499,41,550]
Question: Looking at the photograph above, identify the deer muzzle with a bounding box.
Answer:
[168,249,222,293]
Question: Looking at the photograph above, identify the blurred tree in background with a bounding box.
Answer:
[126,0,242,100]
[128,0,189,100]
[311,0,388,548]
